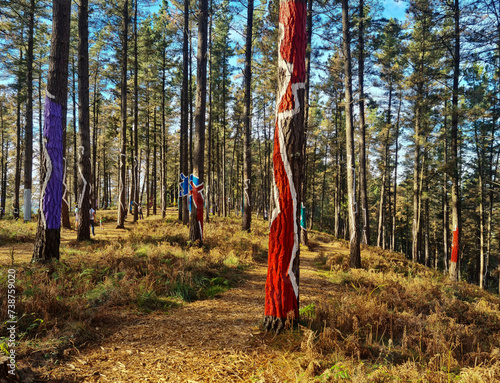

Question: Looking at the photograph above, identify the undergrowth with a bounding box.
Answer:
[268,231,500,382]
[0,219,36,245]
[0,213,268,359]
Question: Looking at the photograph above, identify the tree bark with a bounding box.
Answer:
[342,0,361,268]
[14,45,23,221]
[32,0,71,263]
[391,92,402,252]
[264,0,306,332]
[474,120,485,288]
[449,0,460,282]
[180,0,189,224]
[146,83,150,217]
[358,0,370,246]
[443,105,449,274]
[117,0,128,229]
[133,0,139,223]
[153,107,157,215]
[61,117,71,229]
[242,0,254,232]
[0,104,7,218]
[24,0,35,222]
[206,0,212,223]
[189,0,208,243]
[77,0,91,241]
[300,0,312,246]
[72,58,78,213]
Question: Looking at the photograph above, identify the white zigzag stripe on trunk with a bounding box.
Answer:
[119,153,126,213]
[40,137,52,229]
[62,157,69,207]
[244,179,251,207]
[78,146,87,209]
[271,20,304,300]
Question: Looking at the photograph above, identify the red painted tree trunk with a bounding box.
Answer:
[264,0,306,333]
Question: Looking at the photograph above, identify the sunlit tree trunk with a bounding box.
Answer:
[242,0,254,232]
[342,0,361,268]
[77,0,91,241]
[391,92,402,252]
[206,0,212,223]
[14,44,23,221]
[24,0,35,222]
[117,0,128,229]
[265,0,306,332]
[32,0,71,262]
[358,0,370,246]
[180,0,189,224]
[189,0,208,242]
[133,0,139,223]
[449,0,460,281]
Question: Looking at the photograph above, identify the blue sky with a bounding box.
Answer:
[382,0,407,21]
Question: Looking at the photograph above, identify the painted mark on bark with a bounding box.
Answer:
[244,179,251,207]
[41,96,63,230]
[78,146,87,209]
[265,0,306,321]
[189,180,204,239]
[119,153,126,213]
[40,137,51,230]
[179,173,189,197]
[62,157,68,208]
[451,226,459,263]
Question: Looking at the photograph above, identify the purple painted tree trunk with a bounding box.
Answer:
[32,0,71,263]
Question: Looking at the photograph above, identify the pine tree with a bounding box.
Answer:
[32,0,71,263]
[264,0,306,333]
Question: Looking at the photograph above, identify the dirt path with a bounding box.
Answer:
[34,240,344,382]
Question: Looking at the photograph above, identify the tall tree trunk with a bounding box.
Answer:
[443,105,449,273]
[32,0,71,262]
[412,90,422,263]
[474,121,485,288]
[72,59,78,212]
[377,112,391,250]
[14,45,23,221]
[242,0,254,232]
[449,0,460,281]
[487,107,498,289]
[61,118,71,229]
[92,58,100,210]
[180,0,189,224]
[334,107,340,238]
[117,0,128,229]
[189,31,194,176]
[77,0,91,241]
[264,0,306,332]
[358,0,370,245]
[61,54,71,229]
[133,0,139,223]
[300,0,312,245]
[222,60,227,217]
[342,0,361,268]
[189,0,208,242]
[161,47,167,219]
[146,83,150,217]
[153,107,157,215]
[0,105,7,218]
[24,0,35,222]
[391,92,402,252]
[320,145,327,225]
[206,0,212,223]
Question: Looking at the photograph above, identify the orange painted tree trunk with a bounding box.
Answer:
[264,0,306,333]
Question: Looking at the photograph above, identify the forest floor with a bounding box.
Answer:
[1,209,500,382]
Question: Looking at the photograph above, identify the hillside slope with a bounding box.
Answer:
[1,212,499,382]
